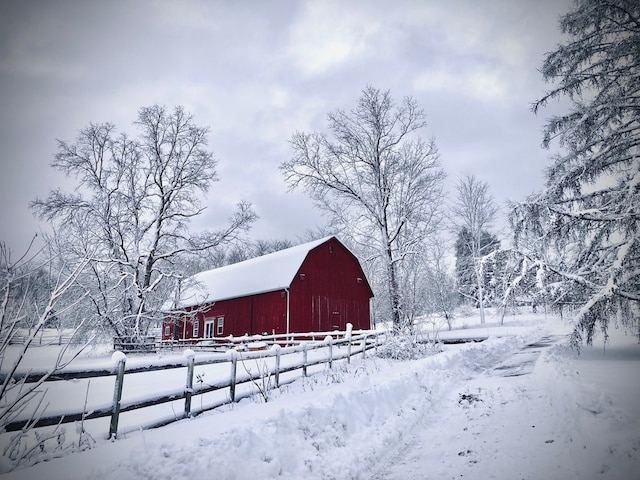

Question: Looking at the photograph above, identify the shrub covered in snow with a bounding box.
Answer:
[375,332,442,360]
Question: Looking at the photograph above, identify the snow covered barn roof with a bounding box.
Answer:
[166,236,338,310]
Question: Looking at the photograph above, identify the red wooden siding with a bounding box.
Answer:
[289,238,372,332]
[163,290,288,340]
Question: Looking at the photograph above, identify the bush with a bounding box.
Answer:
[376,332,442,360]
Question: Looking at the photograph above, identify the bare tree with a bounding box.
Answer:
[0,240,91,472]
[281,87,445,331]
[423,237,458,330]
[252,238,294,257]
[31,105,256,343]
[451,173,499,324]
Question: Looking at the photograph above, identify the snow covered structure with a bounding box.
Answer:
[162,236,373,340]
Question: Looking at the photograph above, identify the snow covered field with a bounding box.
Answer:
[2,312,639,479]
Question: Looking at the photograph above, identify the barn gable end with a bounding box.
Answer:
[289,238,373,332]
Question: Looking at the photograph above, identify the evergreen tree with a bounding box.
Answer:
[511,0,640,346]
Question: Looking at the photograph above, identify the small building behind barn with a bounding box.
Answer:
[162,236,373,341]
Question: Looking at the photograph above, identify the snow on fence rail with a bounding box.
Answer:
[2,329,381,440]
[8,329,82,346]
[114,330,368,353]
[111,330,368,353]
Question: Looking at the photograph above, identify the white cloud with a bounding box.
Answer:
[401,0,543,104]
[413,67,509,103]
[286,1,380,76]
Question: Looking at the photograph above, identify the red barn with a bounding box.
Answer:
[162,236,373,341]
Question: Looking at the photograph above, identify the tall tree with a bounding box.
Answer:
[281,86,445,330]
[31,105,256,341]
[451,174,499,323]
[511,0,640,346]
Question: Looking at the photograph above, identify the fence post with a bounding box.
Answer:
[109,352,126,439]
[229,351,237,402]
[361,334,367,360]
[325,335,333,369]
[302,342,308,377]
[274,346,281,388]
[346,323,353,364]
[184,350,195,417]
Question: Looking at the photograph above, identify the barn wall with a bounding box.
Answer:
[162,290,288,340]
[289,237,372,332]
[250,290,287,335]
[162,307,215,341]
[200,297,251,337]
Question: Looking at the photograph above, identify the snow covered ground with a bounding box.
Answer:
[2,312,639,479]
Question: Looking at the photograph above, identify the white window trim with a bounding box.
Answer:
[217,316,224,335]
[192,320,199,338]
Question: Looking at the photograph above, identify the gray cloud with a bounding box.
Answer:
[0,0,572,252]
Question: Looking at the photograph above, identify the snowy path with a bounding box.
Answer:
[367,334,640,480]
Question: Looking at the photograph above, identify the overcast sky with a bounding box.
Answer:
[0,0,573,254]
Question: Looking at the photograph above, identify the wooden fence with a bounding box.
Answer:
[8,329,81,346]
[112,335,157,352]
[111,331,361,353]
[157,330,366,351]
[3,330,381,440]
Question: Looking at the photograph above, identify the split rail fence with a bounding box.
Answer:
[3,329,381,440]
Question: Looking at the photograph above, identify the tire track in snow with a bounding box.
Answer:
[367,334,567,480]
[491,335,567,377]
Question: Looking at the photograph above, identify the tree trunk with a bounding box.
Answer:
[474,261,485,324]
[386,251,402,331]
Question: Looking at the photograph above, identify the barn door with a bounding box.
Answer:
[204,320,215,339]
[329,299,347,331]
[313,296,349,331]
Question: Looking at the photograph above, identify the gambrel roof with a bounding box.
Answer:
[166,236,334,309]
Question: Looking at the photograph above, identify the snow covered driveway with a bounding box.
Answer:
[368,333,640,480]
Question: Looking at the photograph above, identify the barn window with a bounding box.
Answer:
[357,277,363,284]
[204,320,215,339]
[329,245,334,253]
[217,316,224,335]
[164,325,170,337]
[192,320,199,338]
[299,273,306,281]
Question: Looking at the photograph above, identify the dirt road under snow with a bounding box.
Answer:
[368,334,640,480]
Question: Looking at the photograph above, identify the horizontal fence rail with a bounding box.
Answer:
[8,330,82,346]
[3,329,382,439]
